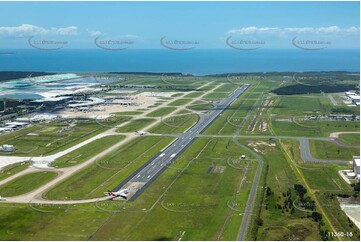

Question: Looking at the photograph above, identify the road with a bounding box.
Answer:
[299,138,349,164]
[198,134,333,141]
[113,84,250,200]
[234,136,263,241]
[328,94,338,106]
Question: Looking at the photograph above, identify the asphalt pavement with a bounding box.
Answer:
[299,138,349,164]
[113,84,250,200]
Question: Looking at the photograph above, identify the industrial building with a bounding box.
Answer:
[353,156,360,181]
[345,90,360,106]
[0,144,15,152]
[30,96,72,106]
[68,97,106,108]
[340,156,360,183]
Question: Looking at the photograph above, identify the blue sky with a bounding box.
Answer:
[0,1,359,49]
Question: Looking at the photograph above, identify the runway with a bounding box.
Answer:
[113,84,250,200]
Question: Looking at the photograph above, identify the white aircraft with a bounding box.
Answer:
[135,130,149,136]
[105,189,129,200]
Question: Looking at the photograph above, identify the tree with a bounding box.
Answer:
[294,184,307,199]
[311,212,323,222]
[256,218,263,226]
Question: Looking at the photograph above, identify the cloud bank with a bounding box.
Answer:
[0,24,78,37]
[228,26,359,35]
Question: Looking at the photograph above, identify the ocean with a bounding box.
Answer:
[0,49,359,75]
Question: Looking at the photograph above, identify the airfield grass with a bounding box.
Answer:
[271,94,359,117]
[283,139,351,191]
[109,74,207,89]
[147,102,163,108]
[203,92,230,99]
[148,114,199,134]
[339,133,360,146]
[167,98,192,106]
[186,102,213,111]
[171,93,183,97]
[158,79,208,89]
[271,120,359,138]
[301,165,352,191]
[146,107,177,117]
[203,90,263,135]
[111,111,143,115]
[0,171,58,197]
[116,118,156,133]
[271,95,333,116]
[309,140,359,160]
[271,119,321,137]
[0,162,30,182]
[200,83,221,91]
[0,117,130,156]
[175,109,192,115]
[88,138,258,240]
[213,84,238,92]
[0,203,112,240]
[184,91,204,98]
[0,138,259,240]
[270,94,359,137]
[51,135,125,168]
[254,140,323,241]
[44,136,174,200]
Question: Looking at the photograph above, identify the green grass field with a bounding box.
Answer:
[0,117,130,157]
[116,118,156,133]
[186,102,214,111]
[271,96,333,116]
[146,107,177,117]
[184,91,205,98]
[0,138,258,241]
[52,135,125,168]
[76,138,258,241]
[213,84,238,92]
[309,140,359,160]
[0,171,58,197]
[203,89,263,135]
[253,140,323,241]
[301,164,351,191]
[44,136,174,200]
[0,162,30,182]
[271,120,360,138]
[339,133,360,146]
[111,111,143,115]
[203,92,230,99]
[167,98,192,106]
[148,114,199,134]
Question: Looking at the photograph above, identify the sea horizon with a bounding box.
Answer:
[0,48,359,75]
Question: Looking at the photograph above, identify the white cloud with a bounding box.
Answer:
[86,29,102,36]
[0,24,78,37]
[87,30,140,40]
[123,34,140,39]
[228,26,359,35]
